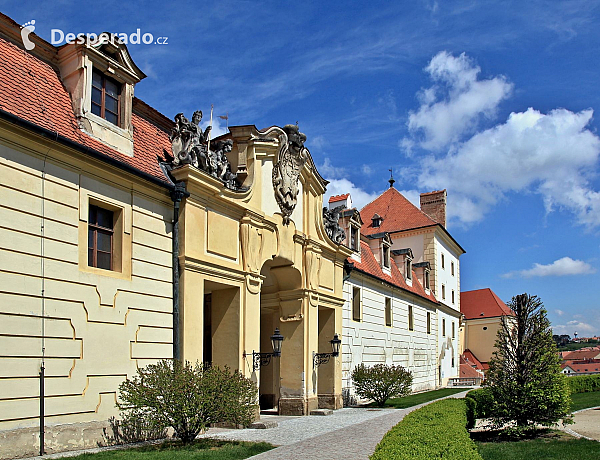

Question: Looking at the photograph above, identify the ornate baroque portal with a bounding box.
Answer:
[166,116,352,415]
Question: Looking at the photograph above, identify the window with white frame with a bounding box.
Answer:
[451,261,455,276]
[408,305,414,331]
[442,284,446,300]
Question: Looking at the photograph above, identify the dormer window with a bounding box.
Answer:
[372,213,382,228]
[406,258,412,280]
[350,225,359,251]
[383,244,390,268]
[425,270,430,289]
[92,70,121,126]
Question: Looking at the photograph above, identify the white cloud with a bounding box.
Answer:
[502,257,596,278]
[555,309,565,316]
[552,320,596,335]
[418,107,600,227]
[324,178,382,210]
[404,51,513,151]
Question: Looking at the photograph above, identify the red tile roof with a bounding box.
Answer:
[461,288,514,320]
[561,361,600,374]
[0,36,171,184]
[460,355,485,378]
[462,349,486,369]
[561,349,600,361]
[360,187,437,235]
[351,241,438,304]
[329,193,349,203]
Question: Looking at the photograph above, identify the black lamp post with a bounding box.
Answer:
[313,333,342,368]
[244,328,284,371]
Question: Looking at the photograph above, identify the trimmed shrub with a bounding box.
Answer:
[351,363,413,407]
[566,374,600,394]
[117,360,258,444]
[465,396,477,429]
[465,387,495,419]
[370,399,482,460]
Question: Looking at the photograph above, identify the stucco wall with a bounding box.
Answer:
[342,275,439,397]
[0,138,173,456]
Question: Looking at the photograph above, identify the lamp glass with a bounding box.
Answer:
[330,333,341,356]
[271,328,284,357]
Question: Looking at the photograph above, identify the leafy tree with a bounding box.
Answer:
[351,363,413,407]
[117,360,258,444]
[485,293,572,432]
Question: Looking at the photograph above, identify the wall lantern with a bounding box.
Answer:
[313,333,342,368]
[244,328,284,371]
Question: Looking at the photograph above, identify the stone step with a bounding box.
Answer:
[310,409,333,416]
[249,420,278,429]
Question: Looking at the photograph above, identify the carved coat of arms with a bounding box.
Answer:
[272,124,308,225]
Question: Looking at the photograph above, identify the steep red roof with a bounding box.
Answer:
[0,36,171,184]
[351,241,438,304]
[360,187,436,235]
[329,194,349,203]
[462,349,486,369]
[460,355,485,378]
[461,288,513,320]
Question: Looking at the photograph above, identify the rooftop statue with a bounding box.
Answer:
[323,205,346,244]
[167,111,244,191]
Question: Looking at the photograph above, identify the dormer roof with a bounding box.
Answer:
[392,248,413,258]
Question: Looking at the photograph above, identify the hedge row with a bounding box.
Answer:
[370,399,482,460]
[566,374,600,394]
[465,388,494,422]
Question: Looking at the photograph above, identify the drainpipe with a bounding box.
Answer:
[170,182,189,361]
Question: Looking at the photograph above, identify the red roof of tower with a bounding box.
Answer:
[329,194,350,203]
[360,187,437,235]
[461,288,513,320]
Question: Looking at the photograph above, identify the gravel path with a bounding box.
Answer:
[565,407,600,441]
[200,390,470,459]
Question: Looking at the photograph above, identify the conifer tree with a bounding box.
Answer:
[485,293,571,431]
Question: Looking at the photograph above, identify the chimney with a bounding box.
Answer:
[420,190,447,227]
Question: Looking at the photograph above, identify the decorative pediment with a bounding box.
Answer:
[88,33,146,83]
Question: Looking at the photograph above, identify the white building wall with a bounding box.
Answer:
[435,236,461,312]
[342,274,439,398]
[437,308,460,385]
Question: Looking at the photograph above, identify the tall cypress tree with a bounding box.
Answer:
[485,293,571,431]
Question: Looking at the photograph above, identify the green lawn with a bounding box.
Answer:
[382,387,466,408]
[68,439,274,460]
[570,391,600,412]
[558,341,599,351]
[475,430,600,460]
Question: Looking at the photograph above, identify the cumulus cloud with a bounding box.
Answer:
[502,257,596,278]
[324,178,382,210]
[418,107,600,227]
[403,51,513,151]
[552,320,597,335]
[555,309,565,316]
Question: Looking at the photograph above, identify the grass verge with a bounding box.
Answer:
[68,439,274,460]
[382,387,466,408]
[474,429,600,460]
[571,390,600,412]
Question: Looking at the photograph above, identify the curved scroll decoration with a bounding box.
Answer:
[272,124,308,226]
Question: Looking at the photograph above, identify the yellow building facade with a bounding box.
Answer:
[0,18,351,457]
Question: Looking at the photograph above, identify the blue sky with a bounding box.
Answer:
[4,0,600,337]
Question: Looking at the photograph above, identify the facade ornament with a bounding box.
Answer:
[323,205,346,244]
[272,124,308,225]
[168,111,244,191]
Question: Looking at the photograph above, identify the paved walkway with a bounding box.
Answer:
[21,391,470,460]
[199,390,470,459]
[566,407,600,441]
